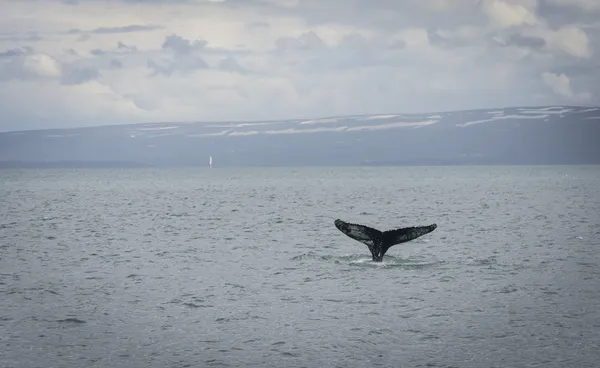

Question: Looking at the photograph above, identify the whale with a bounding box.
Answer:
[334,219,437,262]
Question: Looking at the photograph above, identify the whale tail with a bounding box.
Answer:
[334,219,437,262]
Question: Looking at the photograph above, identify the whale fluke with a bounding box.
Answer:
[334,219,437,262]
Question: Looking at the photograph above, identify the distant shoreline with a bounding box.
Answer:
[2,161,599,169]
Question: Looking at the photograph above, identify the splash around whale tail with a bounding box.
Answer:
[334,219,437,262]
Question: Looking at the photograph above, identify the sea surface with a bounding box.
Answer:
[1,166,599,368]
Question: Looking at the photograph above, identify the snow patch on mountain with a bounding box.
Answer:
[347,120,438,131]
[519,106,565,111]
[45,134,81,138]
[299,118,340,125]
[207,122,272,128]
[362,115,400,120]
[577,108,599,113]
[519,108,572,115]
[230,126,347,136]
[457,114,549,127]
[187,130,233,137]
[135,126,180,131]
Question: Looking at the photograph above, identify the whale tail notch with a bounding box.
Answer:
[334,219,437,262]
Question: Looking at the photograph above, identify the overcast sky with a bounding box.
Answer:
[0,0,599,132]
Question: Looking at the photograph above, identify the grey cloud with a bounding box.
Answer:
[0,54,25,82]
[276,30,397,57]
[86,42,139,57]
[338,33,372,50]
[332,33,401,66]
[160,34,243,55]
[65,0,195,3]
[77,34,91,42]
[0,33,43,42]
[484,30,546,51]
[147,60,175,76]
[275,31,325,52]
[110,0,194,2]
[131,96,158,111]
[147,35,211,76]
[68,24,163,35]
[272,31,403,72]
[162,34,207,54]
[227,0,485,31]
[147,57,208,76]
[539,0,600,28]
[218,57,247,74]
[0,47,36,82]
[246,21,270,31]
[0,50,61,83]
[0,47,33,58]
[551,62,600,79]
[427,29,482,49]
[117,42,138,52]
[60,66,100,85]
[337,32,405,53]
[544,58,600,104]
[90,49,105,56]
[505,34,546,49]
[110,59,123,69]
[388,39,406,50]
[0,60,26,82]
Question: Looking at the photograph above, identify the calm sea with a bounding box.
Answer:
[1,166,599,368]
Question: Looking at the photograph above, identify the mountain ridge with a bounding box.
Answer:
[1,105,598,168]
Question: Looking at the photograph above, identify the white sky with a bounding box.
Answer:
[0,0,598,132]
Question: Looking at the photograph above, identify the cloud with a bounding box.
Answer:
[77,34,91,42]
[146,35,210,76]
[110,59,123,69]
[24,54,62,78]
[61,65,100,85]
[117,41,137,52]
[218,57,248,74]
[542,72,573,97]
[67,24,163,35]
[0,47,33,58]
[0,0,598,132]
[504,33,546,49]
[0,46,102,90]
[481,0,539,28]
[162,34,207,54]
[542,71,591,101]
[0,50,62,82]
[548,25,591,58]
[0,32,42,42]
[246,21,270,31]
[545,0,600,11]
[275,31,325,52]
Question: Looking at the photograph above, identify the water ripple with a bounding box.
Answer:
[1,166,599,368]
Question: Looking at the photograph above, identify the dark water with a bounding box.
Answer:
[1,166,599,368]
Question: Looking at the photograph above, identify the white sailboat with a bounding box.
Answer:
[209,155,212,168]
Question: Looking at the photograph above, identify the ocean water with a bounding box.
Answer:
[1,166,599,368]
